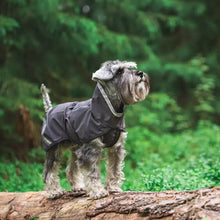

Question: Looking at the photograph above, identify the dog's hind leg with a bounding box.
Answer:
[66,146,85,192]
[105,132,127,193]
[75,138,109,199]
[43,145,65,198]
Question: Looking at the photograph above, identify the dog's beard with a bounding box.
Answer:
[134,81,149,102]
[119,73,149,105]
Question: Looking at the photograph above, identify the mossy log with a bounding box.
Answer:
[0,187,220,220]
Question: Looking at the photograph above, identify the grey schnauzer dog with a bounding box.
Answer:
[41,60,150,199]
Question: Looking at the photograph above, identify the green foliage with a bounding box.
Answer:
[0,78,43,144]
[194,76,215,120]
[0,15,19,39]
[123,121,220,191]
[27,148,46,164]
[126,93,188,134]
[142,157,220,191]
[30,217,39,220]
[0,78,42,118]
[0,160,44,192]
[1,121,220,193]
[0,0,219,139]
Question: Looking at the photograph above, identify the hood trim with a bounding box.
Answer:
[97,83,124,118]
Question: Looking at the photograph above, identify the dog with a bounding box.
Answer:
[41,60,150,199]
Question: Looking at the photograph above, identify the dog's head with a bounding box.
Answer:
[92,60,150,105]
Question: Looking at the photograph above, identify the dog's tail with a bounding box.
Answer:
[41,84,52,113]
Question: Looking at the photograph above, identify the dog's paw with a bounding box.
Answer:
[71,187,86,192]
[47,189,66,199]
[105,185,122,193]
[88,188,109,200]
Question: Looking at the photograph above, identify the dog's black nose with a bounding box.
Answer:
[136,71,143,78]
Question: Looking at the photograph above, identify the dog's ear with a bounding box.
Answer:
[92,68,113,81]
[92,61,137,81]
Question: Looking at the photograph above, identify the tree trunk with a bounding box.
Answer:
[0,187,220,220]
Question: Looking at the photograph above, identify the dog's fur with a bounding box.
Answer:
[41,60,150,199]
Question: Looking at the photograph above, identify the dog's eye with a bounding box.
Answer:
[117,68,123,74]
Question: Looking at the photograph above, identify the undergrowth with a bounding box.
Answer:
[1,121,220,193]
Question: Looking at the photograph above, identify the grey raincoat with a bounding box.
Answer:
[41,83,125,151]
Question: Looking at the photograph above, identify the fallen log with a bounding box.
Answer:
[0,187,220,220]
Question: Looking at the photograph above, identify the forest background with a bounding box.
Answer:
[0,0,220,192]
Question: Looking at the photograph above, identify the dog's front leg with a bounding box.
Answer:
[75,138,109,199]
[105,132,127,193]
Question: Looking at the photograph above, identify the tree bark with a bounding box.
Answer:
[0,187,220,220]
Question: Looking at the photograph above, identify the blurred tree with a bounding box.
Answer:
[0,0,219,149]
